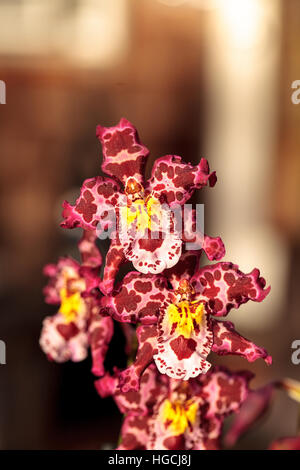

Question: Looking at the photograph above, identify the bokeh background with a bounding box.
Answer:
[0,0,300,449]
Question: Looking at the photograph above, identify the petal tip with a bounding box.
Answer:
[265,355,272,365]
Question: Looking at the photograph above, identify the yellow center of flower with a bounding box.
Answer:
[121,196,161,232]
[162,399,198,435]
[59,287,83,323]
[167,300,204,338]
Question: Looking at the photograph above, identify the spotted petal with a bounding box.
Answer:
[119,325,158,392]
[89,310,114,377]
[203,235,226,261]
[123,230,182,275]
[191,415,222,450]
[211,320,272,365]
[182,208,225,259]
[102,272,172,324]
[39,313,89,362]
[117,414,150,450]
[94,371,118,398]
[96,118,149,186]
[61,176,121,231]
[96,364,166,416]
[43,257,80,305]
[225,383,274,447]
[200,366,253,418]
[147,155,216,206]
[191,262,271,317]
[78,230,102,268]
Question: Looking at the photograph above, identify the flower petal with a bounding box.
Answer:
[203,235,226,261]
[124,231,182,275]
[161,250,201,290]
[102,272,172,324]
[147,155,216,206]
[117,414,150,450]
[119,325,158,392]
[39,313,89,362]
[96,364,166,417]
[269,437,300,450]
[191,415,222,450]
[100,239,126,295]
[43,257,80,305]
[154,305,213,380]
[89,310,114,377]
[211,319,272,365]
[191,262,271,317]
[200,366,253,418]
[77,231,103,293]
[94,371,118,398]
[96,118,149,186]
[225,383,274,447]
[61,176,121,231]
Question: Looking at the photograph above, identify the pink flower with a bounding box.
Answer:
[95,365,252,450]
[61,118,223,294]
[103,251,271,391]
[40,231,113,376]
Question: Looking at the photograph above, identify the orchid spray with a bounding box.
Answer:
[40,119,298,450]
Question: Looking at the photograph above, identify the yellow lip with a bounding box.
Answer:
[120,196,161,232]
[167,300,204,338]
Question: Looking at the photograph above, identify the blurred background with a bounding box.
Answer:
[0,0,300,450]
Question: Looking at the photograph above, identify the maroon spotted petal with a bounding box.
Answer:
[117,414,150,450]
[211,319,272,365]
[182,208,225,259]
[147,155,216,206]
[118,325,158,392]
[191,262,271,317]
[39,313,89,363]
[78,230,102,269]
[61,176,121,231]
[96,118,149,186]
[102,272,173,324]
[200,366,253,419]
[100,239,126,295]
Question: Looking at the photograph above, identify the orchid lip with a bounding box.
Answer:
[161,397,198,435]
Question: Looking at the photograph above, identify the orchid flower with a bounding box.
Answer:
[103,251,271,391]
[96,365,252,450]
[40,231,113,376]
[61,118,224,294]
